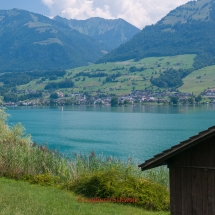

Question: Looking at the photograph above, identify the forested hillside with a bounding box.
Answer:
[97,0,215,70]
[0,9,108,71]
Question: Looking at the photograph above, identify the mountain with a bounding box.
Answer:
[0,9,108,71]
[97,0,215,69]
[54,16,140,50]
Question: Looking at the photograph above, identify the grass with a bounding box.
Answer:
[0,177,169,215]
[179,65,215,95]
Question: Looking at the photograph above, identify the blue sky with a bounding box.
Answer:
[0,0,189,29]
[0,0,49,15]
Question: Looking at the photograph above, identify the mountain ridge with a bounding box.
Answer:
[0,8,108,71]
[53,16,140,49]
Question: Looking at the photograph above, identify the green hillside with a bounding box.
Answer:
[5,54,215,103]
[13,54,195,96]
[179,65,215,94]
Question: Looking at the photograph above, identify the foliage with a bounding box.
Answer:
[170,97,178,105]
[22,173,60,186]
[3,92,42,102]
[195,95,202,102]
[66,152,169,211]
[50,93,58,99]
[19,92,42,101]
[111,96,118,106]
[3,93,18,102]
[45,79,74,90]
[124,100,132,105]
[49,75,58,80]
[129,66,146,73]
[0,70,66,88]
[150,68,192,88]
[73,71,108,78]
[69,170,169,211]
[105,72,122,83]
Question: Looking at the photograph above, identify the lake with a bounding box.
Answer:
[6,104,215,163]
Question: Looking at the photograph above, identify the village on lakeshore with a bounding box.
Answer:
[3,88,215,107]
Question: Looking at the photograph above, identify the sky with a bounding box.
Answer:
[0,0,190,29]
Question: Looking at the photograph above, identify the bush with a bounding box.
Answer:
[22,173,60,186]
[68,170,169,211]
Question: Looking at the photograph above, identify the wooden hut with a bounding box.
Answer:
[138,126,215,215]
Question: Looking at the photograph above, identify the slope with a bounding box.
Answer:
[179,65,215,94]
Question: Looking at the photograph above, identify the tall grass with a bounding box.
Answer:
[0,108,170,211]
[0,108,72,182]
[73,152,169,187]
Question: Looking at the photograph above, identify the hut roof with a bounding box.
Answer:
[138,126,215,171]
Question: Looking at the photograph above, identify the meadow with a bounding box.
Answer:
[179,65,215,95]
[0,177,169,215]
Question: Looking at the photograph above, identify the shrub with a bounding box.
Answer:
[68,170,170,211]
[22,173,60,186]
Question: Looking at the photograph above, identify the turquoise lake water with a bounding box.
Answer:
[6,105,215,162]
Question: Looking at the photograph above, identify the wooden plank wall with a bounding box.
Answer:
[169,137,215,215]
[170,167,215,215]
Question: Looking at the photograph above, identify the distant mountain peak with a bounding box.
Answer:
[54,16,140,49]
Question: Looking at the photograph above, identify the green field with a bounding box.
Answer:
[0,177,169,215]
[17,54,195,96]
[179,65,215,95]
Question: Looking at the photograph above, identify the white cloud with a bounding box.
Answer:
[41,0,189,29]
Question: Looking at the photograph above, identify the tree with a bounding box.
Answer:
[111,96,118,107]
[49,99,56,106]
[50,93,58,99]
[124,100,131,105]
[170,96,178,105]
[195,95,202,103]
[49,75,58,80]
